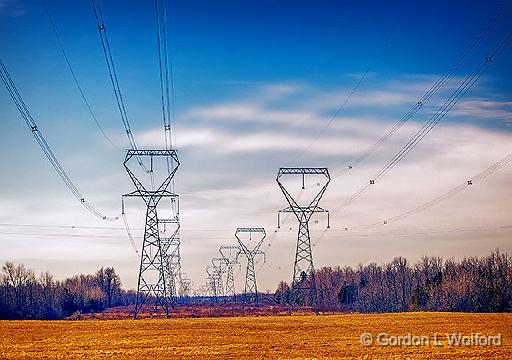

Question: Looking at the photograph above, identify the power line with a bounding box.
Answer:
[0,222,241,232]
[154,0,184,301]
[342,151,512,232]
[293,0,416,163]
[264,223,512,271]
[121,211,139,255]
[91,0,147,172]
[41,0,122,152]
[330,0,512,177]
[273,143,512,263]
[253,0,416,215]
[0,223,129,231]
[154,0,176,151]
[256,222,512,271]
[319,225,512,239]
[91,0,152,253]
[335,28,512,213]
[255,0,512,218]
[0,231,140,240]
[154,0,178,200]
[0,57,117,221]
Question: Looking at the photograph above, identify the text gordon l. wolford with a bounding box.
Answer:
[359,332,502,346]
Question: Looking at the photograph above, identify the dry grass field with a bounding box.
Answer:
[1,312,511,359]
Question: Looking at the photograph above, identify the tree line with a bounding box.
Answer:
[274,251,512,312]
[2,251,510,319]
[0,263,135,319]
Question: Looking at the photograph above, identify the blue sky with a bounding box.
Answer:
[2,0,511,120]
[1,0,512,291]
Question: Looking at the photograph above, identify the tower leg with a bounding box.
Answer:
[244,256,258,306]
[290,216,317,310]
[226,265,236,303]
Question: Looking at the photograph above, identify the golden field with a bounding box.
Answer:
[1,312,511,359]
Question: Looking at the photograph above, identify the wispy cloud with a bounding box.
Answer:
[451,99,512,123]
[3,79,512,290]
[183,102,316,127]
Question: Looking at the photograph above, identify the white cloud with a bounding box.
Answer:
[2,80,512,291]
[182,102,319,128]
[138,123,389,156]
[451,99,512,123]
[131,81,512,289]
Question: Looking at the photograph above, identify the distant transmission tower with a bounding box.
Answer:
[158,198,181,306]
[219,245,241,302]
[212,257,227,299]
[200,284,211,298]
[235,228,266,306]
[195,285,209,298]
[178,272,193,300]
[276,168,330,309]
[206,266,218,302]
[197,284,211,297]
[123,149,179,319]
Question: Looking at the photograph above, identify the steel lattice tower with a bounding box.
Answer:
[123,149,179,319]
[276,167,330,309]
[158,204,181,307]
[219,245,241,302]
[200,284,211,298]
[206,266,218,302]
[235,228,266,306]
[195,285,210,298]
[178,272,193,300]
[200,284,211,296]
[211,257,227,298]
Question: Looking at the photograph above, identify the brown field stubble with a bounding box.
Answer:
[1,312,511,359]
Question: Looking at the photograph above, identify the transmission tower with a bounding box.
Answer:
[206,266,218,302]
[123,149,179,319]
[178,272,193,300]
[194,285,208,298]
[158,198,181,307]
[219,245,241,303]
[200,284,211,298]
[276,167,330,309]
[212,257,227,300]
[235,228,266,306]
